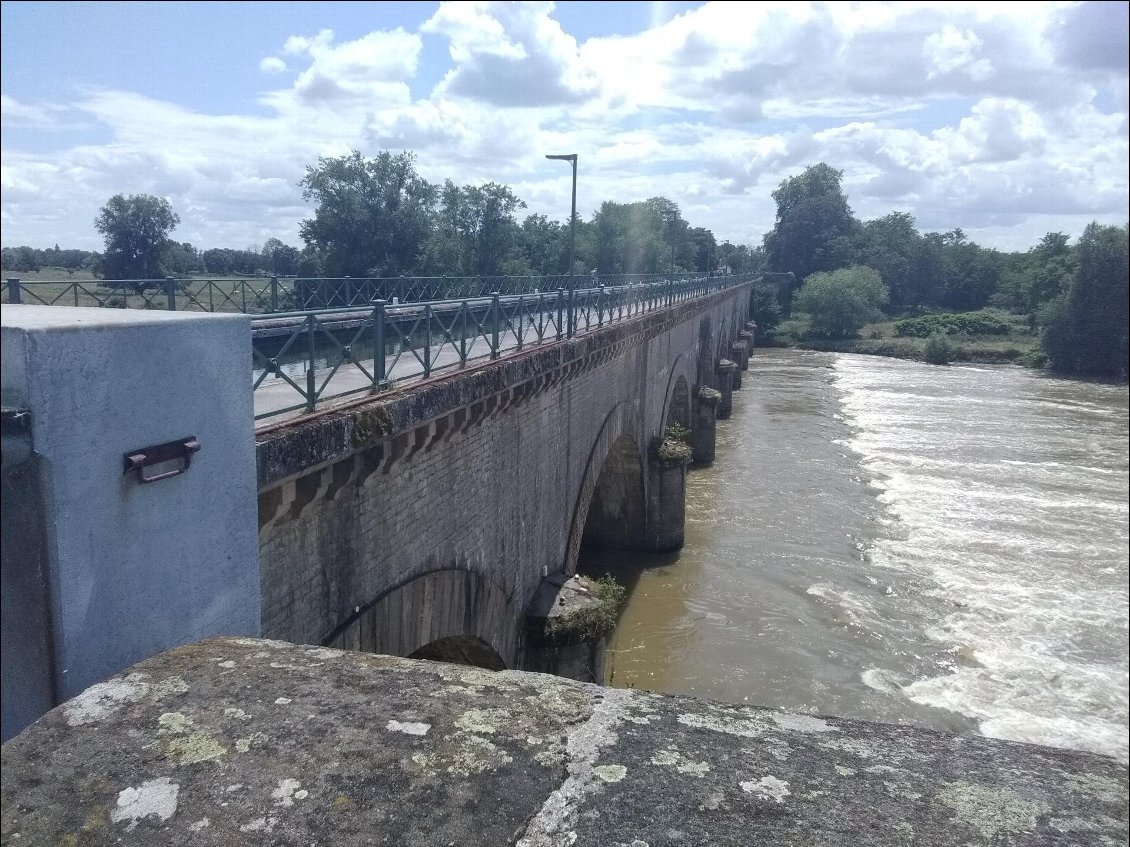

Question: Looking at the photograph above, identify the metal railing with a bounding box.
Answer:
[251,273,758,422]
[3,272,732,314]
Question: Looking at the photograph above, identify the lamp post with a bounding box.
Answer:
[546,153,577,337]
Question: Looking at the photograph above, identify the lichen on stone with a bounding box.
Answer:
[594,764,627,783]
[455,708,510,735]
[937,781,1048,839]
[677,710,771,739]
[741,775,791,804]
[165,732,227,765]
[109,778,179,831]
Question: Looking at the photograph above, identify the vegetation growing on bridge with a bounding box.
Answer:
[538,576,627,646]
[655,425,693,467]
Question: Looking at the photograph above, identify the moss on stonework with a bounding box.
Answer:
[655,438,692,467]
[352,406,394,447]
[539,576,626,646]
[698,386,722,404]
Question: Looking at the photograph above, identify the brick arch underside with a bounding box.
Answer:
[660,355,694,434]
[325,568,517,668]
[563,401,644,575]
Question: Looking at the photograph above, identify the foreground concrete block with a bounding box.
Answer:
[1,306,259,740]
[1,639,1125,846]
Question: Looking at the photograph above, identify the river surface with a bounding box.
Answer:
[579,349,1129,762]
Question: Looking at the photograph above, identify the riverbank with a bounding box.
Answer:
[763,314,1045,367]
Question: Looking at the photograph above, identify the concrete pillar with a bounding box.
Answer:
[744,321,758,348]
[691,386,720,464]
[737,331,753,368]
[643,456,687,551]
[730,343,747,388]
[1,305,260,741]
[716,359,738,419]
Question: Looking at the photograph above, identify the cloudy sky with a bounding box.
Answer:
[2,1,1127,255]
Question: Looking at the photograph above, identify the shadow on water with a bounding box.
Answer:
[576,547,681,600]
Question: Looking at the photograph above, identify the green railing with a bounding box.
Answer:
[3,273,730,314]
[251,273,758,423]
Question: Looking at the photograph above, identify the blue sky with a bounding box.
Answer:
[2,1,1127,254]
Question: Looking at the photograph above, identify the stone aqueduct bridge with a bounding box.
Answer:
[254,280,755,669]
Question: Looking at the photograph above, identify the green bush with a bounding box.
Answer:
[793,266,888,339]
[895,311,1011,338]
[923,333,954,365]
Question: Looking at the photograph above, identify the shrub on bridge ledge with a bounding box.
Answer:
[540,576,627,645]
[655,437,693,467]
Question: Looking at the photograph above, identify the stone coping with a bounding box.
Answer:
[2,638,1126,846]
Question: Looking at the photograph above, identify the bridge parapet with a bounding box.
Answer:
[3,638,1125,846]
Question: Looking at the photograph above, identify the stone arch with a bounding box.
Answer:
[697,316,715,388]
[408,636,506,671]
[563,402,644,574]
[325,568,518,667]
[716,315,730,366]
[659,354,693,435]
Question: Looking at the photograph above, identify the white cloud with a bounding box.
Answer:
[923,24,994,81]
[423,1,598,106]
[0,1,1126,253]
[272,28,421,106]
[0,94,75,129]
[260,56,287,74]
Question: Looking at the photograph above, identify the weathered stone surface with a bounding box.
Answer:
[3,639,1126,847]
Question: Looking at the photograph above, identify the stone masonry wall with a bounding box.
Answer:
[255,284,751,662]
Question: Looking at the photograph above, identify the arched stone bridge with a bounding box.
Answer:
[254,280,755,670]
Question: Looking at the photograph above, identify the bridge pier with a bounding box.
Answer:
[735,335,752,369]
[643,454,688,551]
[744,320,758,348]
[691,386,721,464]
[730,344,746,389]
[716,359,738,419]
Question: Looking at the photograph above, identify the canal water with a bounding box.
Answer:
[579,349,1129,762]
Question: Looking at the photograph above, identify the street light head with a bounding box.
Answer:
[545,153,577,163]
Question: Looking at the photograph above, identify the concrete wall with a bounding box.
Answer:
[256,283,751,664]
[0,305,260,740]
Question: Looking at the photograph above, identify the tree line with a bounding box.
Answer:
[4,151,1123,378]
[2,149,758,283]
[756,163,1127,380]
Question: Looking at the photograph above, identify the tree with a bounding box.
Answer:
[299,150,438,277]
[855,212,924,308]
[589,197,692,275]
[748,282,783,332]
[764,164,859,281]
[994,232,1076,321]
[1042,223,1129,378]
[687,226,718,273]
[421,180,526,277]
[519,214,569,276]
[94,194,180,280]
[934,230,1004,312]
[793,266,888,338]
[261,238,301,276]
